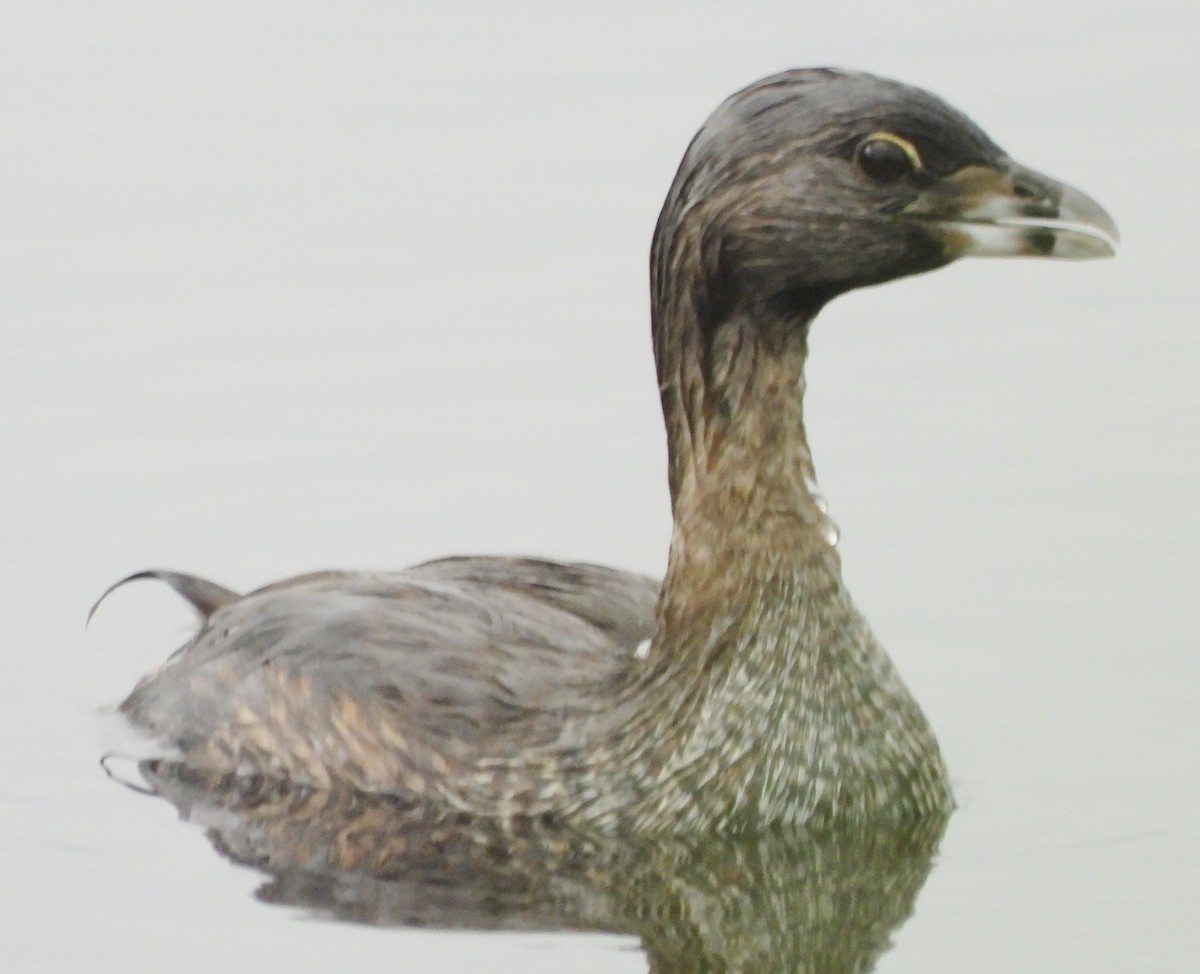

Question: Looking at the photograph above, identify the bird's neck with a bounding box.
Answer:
[621,298,947,828]
[662,307,827,525]
[654,293,838,580]
[654,312,842,688]
[652,297,848,690]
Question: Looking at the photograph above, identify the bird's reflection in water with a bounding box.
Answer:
[128,760,949,974]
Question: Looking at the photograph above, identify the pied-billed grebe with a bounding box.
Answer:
[104,69,1116,832]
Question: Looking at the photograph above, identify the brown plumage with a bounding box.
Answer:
[106,68,1117,832]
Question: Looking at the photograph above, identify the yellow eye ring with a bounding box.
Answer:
[855,132,924,182]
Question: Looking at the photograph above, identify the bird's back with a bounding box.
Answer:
[120,557,659,795]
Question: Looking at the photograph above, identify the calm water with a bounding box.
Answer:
[4,2,1198,971]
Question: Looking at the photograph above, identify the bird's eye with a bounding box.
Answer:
[855,133,922,183]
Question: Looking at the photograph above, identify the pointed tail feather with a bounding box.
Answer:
[88,570,241,626]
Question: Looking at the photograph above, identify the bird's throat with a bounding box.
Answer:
[652,304,848,677]
[662,305,831,537]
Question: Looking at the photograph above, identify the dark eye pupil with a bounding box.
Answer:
[857,139,913,182]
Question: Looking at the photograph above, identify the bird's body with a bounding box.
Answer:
[111,69,1116,833]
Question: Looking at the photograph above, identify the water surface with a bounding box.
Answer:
[3,3,1197,971]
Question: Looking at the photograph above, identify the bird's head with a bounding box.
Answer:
[651,68,1118,330]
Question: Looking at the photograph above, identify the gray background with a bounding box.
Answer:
[4,2,1196,971]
